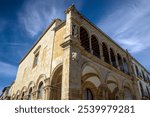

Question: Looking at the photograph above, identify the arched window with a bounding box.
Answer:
[80,27,90,52]
[139,82,144,98]
[16,95,19,100]
[110,48,117,68]
[142,71,146,81]
[123,58,129,74]
[117,54,124,72]
[102,43,110,64]
[124,87,133,100]
[91,35,100,58]
[135,65,139,77]
[83,88,93,100]
[28,88,32,100]
[21,92,24,100]
[37,82,44,99]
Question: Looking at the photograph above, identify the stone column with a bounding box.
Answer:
[60,5,82,100]
[61,40,82,100]
[115,52,120,70]
[32,86,37,100]
[101,83,107,100]
[119,90,124,100]
[44,78,50,100]
[107,46,112,65]
[100,43,104,61]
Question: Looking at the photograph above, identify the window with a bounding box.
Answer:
[33,52,39,68]
[139,82,144,97]
[117,54,124,72]
[123,58,129,74]
[80,27,90,52]
[37,82,44,99]
[135,65,139,77]
[110,48,117,68]
[28,88,32,100]
[91,35,100,58]
[142,71,146,81]
[102,43,110,64]
[83,88,93,100]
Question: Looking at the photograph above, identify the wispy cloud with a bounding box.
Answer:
[18,0,65,37]
[0,61,17,77]
[98,0,150,53]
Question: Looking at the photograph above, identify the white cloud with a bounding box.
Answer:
[98,0,150,53]
[0,61,17,77]
[18,0,65,37]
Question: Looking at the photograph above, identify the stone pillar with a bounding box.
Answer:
[119,90,124,100]
[32,86,37,100]
[61,40,82,100]
[60,5,82,100]
[100,43,104,61]
[108,46,112,65]
[89,34,92,54]
[132,80,141,99]
[44,78,50,100]
[101,83,107,100]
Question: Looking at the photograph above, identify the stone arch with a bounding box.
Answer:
[35,74,46,90]
[27,81,35,100]
[117,53,124,72]
[105,72,120,99]
[50,65,63,100]
[110,48,117,68]
[81,62,103,82]
[20,86,27,100]
[122,80,134,100]
[27,81,35,92]
[11,94,15,100]
[81,81,98,100]
[37,81,44,100]
[91,35,100,58]
[15,90,20,100]
[80,26,90,52]
[102,42,110,64]
[123,57,129,74]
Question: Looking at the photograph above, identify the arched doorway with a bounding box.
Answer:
[50,66,62,100]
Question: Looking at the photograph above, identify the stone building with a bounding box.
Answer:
[1,5,150,100]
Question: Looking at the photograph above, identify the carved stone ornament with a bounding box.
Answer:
[72,51,79,63]
[72,24,79,38]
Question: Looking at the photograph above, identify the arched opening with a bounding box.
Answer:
[135,65,139,77]
[16,95,19,100]
[139,82,144,98]
[80,27,90,52]
[21,92,24,100]
[91,35,100,58]
[37,82,44,99]
[123,58,129,74]
[50,66,62,100]
[142,71,146,81]
[83,88,93,100]
[28,88,32,100]
[102,42,110,64]
[107,82,118,100]
[117,54,124,72]
[124,87,133,100]
[110,48,117,68]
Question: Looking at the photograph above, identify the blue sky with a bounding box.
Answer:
[0,0,150,94]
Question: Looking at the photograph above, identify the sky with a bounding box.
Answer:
[0,0,150,94]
